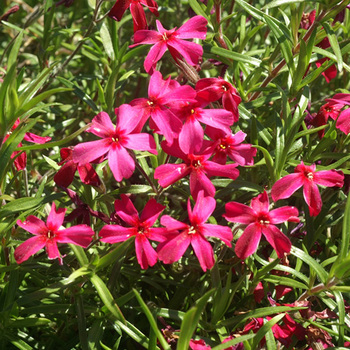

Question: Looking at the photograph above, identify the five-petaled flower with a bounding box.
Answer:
[224,191,299,259]
[271,161,344,216]
[130,15,208,74]
[158,191,232,271]
[73,105,157,182]
[15,203,94,264]
[99,194,167,269]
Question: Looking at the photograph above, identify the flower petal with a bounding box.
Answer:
[271,173,304,202]
[55,225,94,247]
[157,232,191,264]
[204,161,239,180]
[336,108,350,135]
[262,225,292,258]
[73,139,111,166]
[201,224,232,247]
[160,215,188,231]
[235,223,262,259]
[269,206,299,224]
[45,239,62,263]
[17,216,47,236]
[99,225,135,243]
[154,163,189,188]
[14,236,47,264]
[191,191,215,224]
[167,39,203,66]
[88,112,115,138]
[108,0,131,21]
[130,2,147,32]
[176,15,208,39]
[108,144,135,182]
[47,202,66,231]
[303,181,322,216]
[191,234,214,271]
[189,169,216,200]
[54,161,76,187]
[223,202,256,224]
[313,169,344,187]
[115,194,139,226]
[140,199,165,226]
[179,117,204,154]
[144,41,167,73]
[123,133,157,154]
[135,235,158,269]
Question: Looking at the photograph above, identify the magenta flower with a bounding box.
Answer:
[158,191,232,272]
[154,139,239,200]
[224,191,299,259]
[130,16,207,73]
[108,0,159,33]
[271,161,344,216]
[195,77,242,122]
[54,147,101,188]
[174,101,233,154]
[15,203,94,264]
[130,71,196,142]
[204,126,256,165]
[325,93,350,135]
[73,105,157,182]
[99,195,167,269]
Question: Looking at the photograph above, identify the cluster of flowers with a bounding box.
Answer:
[14,4,345,269]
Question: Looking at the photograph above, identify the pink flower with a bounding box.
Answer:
[204,126,256,165]
[3,118,51,171]
[15,203,94,264]
[158,191,232,272]
[224,191,299,259]
[174,101,233,154]
[325,93,350,135]
[130,16,207,73]
[73,106,157,182]
[154,139,239,200]
[99,195,167,269]
[54,147,101,188]
[271,161,344,216]
[108,0,159,33]
[195,77,242,122]
[130,71,196,143]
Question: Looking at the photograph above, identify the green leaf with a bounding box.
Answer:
[90,274,125,322]
[253,145,276,183]
[188,0,209,20]
[263,0,323,9]
[176,289,214,350]
[133,289,170,350]
[323,22,343,72]
[290,247,328,284]
[209,46,261,66]
[211,334,255,350]
[116,320,150,349]
[100,22,115,61]
[264,16,294,73]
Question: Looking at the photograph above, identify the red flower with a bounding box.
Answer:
[189,339,211,350]
[130,16,207,73]
[204,126,256,165]
[271,161,344,216]
[54,147,101,188]
[224,191,299,259]
[108,0,159,33]
[195,77,242,122]
[15,203,94,264]
[154,139,239,200]
[158,191,232,271]
[99,195,167,269]
[73,106,157,182]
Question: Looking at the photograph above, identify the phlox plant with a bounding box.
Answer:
[1,0,350,349]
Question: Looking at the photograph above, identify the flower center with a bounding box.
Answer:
[47,230,55,239]
[162,33,168,41]
[147,100,154,106]
[257,214,270,226]
[306,172,313,180]
[191,159,202,169]
[137,225,149,236]
[188,226,197,235]
[222,85,228,91]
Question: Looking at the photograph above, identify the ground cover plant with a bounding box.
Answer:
[1,0,350,349]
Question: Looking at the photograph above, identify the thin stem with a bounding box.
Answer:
[134,158,159,196]
[248,9,327,102]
